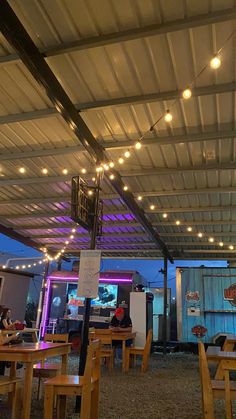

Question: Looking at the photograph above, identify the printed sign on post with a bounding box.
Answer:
[78,250,101,298]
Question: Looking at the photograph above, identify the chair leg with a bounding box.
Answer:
[11,382,22,419]
[44,385,54,419]
[56,395,67,419]
[125,350,130,372]
[141,354,149,373]
[90,381,100,419]
[36,377,41,400]
[81,384,92,419]
[225,370,233,419]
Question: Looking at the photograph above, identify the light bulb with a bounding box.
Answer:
[42,168,48,175]
[103,164,109,171]
[124,150,130,158]
[162,213,168,218]
[19,167,25,174]
[88,190,93,196]
[61,249,65,253]
[28,264,31,268]
[182,88,192,99]
[123,185,128,191]
[109,162,114,168]
[187,227,192,232]
[81,168,87,174]
[209,237,214,243]
[62,168,68,175]
[109,174,115,180]
[164,110,173,122]
[229,245,234,250]
[210,56,221,69]
[65,241,69,245]
[70,235,74,239]
[118,157,124,164]
[92,177,96,182]
[22,265,26,269]
[2,265,6,269]
[135,141,142,150]
[72,228,76,233]
[198,232,203,238]
[16,266,19,269]
[219,242,224,247]
[137,196,142,201]
[176,220,180,225]
[150,205,155,210]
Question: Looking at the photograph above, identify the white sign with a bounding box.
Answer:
[77,250,101,298]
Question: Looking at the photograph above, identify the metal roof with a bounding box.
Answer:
[0,0,235,260]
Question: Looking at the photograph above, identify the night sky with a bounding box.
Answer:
[0,233,227,298]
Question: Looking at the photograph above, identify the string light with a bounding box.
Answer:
[109,162,115,168]
[182,88,192,99]
[71,228,76,233]
[88,190,93,196]
[92,177,96,182]
[124,150,130,158]
[198,232,203,238]
[137,196,142,201]
[229,245,234,250]
[109,174,115,180]
[162,213,168,218]
[219,242,224,247]
[210,56,221,69]
[103,164,109,171]
[42,168,48,175]
[123,185,128,191]
[62,168,68,175]
[208,237,214,243]
[164,110,173,122]
[19,167,25,174]
[81,168,87,174]
[176,220,180,225]
[187,227,192,232]
[118,157,124,164]
[135,141,142,150]
[150,205,155,210]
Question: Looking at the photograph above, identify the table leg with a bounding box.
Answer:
[61,353,68,374]
[122,340,126,372]
[32,331,38,343]
[8,362,17,405]
[22,362,33,419]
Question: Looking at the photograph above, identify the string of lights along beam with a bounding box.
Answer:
[0,29,234,266]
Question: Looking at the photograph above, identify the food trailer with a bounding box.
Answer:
[40,269,142,336]
[176,267,236,343]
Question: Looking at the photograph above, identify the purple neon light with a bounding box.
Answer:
[48,275,132,283]
[41,278,51,336]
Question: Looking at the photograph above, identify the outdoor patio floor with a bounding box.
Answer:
[0,352,230,418]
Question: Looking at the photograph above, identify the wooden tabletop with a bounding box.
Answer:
[111,331,136,341]
[0,341,71,353]
[0,328,39,335]
[207,350,236,361]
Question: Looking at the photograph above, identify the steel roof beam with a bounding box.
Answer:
[0,7,235,66]
[0,0,172,262]
[0,82,235,125]
[0,126,235,162]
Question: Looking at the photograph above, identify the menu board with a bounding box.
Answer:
[77,250,101,298]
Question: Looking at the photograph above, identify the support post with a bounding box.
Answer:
[163,256,168,355]
[37,261,50,337]
[75,173,101,412]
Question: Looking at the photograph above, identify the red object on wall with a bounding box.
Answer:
[191,325,207,338]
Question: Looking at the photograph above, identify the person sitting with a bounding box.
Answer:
[0,308,19,330]
[110,307,132,332]
[0,332,20,375]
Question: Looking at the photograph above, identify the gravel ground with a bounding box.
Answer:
[0,352,231,418]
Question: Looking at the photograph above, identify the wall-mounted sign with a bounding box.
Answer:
[224,284,236,307]
[78,250,101,299]
[186,291,200,302]
[187,307,201,316]
[191,325,207,338]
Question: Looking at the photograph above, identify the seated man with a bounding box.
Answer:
[110,307,132,332]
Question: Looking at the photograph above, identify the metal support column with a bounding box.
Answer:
[163,256,168,355]
[75,173,101,412]
[36,261,50,336]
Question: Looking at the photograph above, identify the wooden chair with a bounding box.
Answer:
[33,333,69,399]
[0,376,22,419]
[125,329,152,373]
[198,341,236,418]
[44,339,101,419]
[94,329,114,371]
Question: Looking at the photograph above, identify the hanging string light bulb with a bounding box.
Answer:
[124,150,131,158]
[164,110,173,122]
[135,141,142,150]
[210,56,221,69]
[182,88,192,99]
[118,157,124,164]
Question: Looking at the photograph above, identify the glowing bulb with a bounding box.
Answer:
[137,196,142,201]
[70,235,74,239]
[182,89,192,99]
[123,185,128,191]
[209,237,214,243]
[109,162,114,168]
[16,266,19,270]
[71,228,76,233]
[198,232,203,238]
[33,263,36,266]
[229,245,234,250]
[88,190,93,196]
[135,141,142,150]
[118,157,124,164]
[2,265,6,269]
[164,110,173,122]
[124,150,130,158]
[103,164,109,171]
[62,168,68,175]
[61,249,65,253]
[22,265,26,269]
[39,261,42,264]
[42,168,48,175]
[109,174,115,180]
[187,227,192,232]
[65,241,69,245]
[96,166,103,173]
[162,213,168,218]
[176,220,180,226]
[219,242,224,247]
[150,205,155,210]
[81,168,87,174]
[28,264,31,268]
[210,56,221,69]
[92,177,96,182]
[19,167,25,174]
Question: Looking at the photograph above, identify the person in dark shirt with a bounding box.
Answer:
[110,307,132,332]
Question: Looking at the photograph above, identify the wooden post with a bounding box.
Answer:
[163,256,168,355]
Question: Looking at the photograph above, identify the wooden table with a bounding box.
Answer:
[0,341,71,419]
[222,335,236,351]
[1,328,39,342]
[111,332,136,372]
[207,349,236,379]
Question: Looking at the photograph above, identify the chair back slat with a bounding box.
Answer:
[84,339,101,384]
[144,329,153,354]
[44,333,69,343]
[94,329,112,346]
